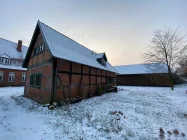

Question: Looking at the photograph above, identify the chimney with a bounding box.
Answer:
[17,40,22,52]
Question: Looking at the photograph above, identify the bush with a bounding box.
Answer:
[96,84,104,96]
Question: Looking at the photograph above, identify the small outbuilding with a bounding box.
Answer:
[114,63,172,87]
[22,21,116,104]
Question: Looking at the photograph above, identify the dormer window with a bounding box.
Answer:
[0,57,11,65]
[97,57,106,66]
[101,58,106,66]
[0,58,3,63]
[96,53,107,66]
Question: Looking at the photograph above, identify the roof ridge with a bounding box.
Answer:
[38,21,99,54]
[114,63,146,67]
[114,62,164,67]
[0,37,27,47]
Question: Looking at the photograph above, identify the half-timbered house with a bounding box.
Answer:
[23,21,116,104]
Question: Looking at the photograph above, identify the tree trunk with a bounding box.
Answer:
[168,66,174,90]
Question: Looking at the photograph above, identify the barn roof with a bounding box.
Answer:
[23,21,116,72]
[0,38,28,70]
[114,63,168,75]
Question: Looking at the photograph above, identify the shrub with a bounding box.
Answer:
[96,84,104,96]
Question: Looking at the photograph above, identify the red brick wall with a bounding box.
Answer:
[0,68,26,87]
[116,74,171,87]
[24,64,52,103]
[24,31,53,104]
[55,59,116,102]
[24,30,116,103]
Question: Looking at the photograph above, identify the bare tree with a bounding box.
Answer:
[143,28,187,90]
[176,55,187,74]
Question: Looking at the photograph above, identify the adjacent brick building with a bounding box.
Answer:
[0,38,28,87]
[23,21,116,104]
[114,63,172,87]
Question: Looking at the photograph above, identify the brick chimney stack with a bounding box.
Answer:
[17,40,22,52]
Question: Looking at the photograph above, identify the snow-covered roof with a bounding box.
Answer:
[114,63,168,75]
[0,38,28,59]
[0,53,11,58]
[0,38,28,70]
[0,64,26,71]
[36,21,116,72]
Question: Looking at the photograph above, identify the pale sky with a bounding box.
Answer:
[0,0,186,65]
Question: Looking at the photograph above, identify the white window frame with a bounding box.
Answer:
[0,71,3,82]
[8,72,15,82]
[0,58,3,63]
[21,72,26,82]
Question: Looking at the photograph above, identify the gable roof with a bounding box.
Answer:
[0,38,28,59]
[0,53,11,58]
[23,21,116,72]
[114,63,168,75]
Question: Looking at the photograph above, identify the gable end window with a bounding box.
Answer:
[8,72,15,82]
[21,73,26,82]
[0,71,3,82]
[33,44,45,56]
[30,73,42,88]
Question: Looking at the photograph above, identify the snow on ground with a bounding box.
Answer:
[0,85,187,140]
[0,87,54,140]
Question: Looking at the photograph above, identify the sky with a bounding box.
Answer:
[0,0,186,66]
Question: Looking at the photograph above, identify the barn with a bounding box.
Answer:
[114,63,172,87]
[22,21,116,104]
[0,38,28,87]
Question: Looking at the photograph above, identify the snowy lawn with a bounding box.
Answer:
[0,85,187,140]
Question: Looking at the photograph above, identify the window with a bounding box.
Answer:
[21,73,26,82]
[0,71,3,82]
[0,58,11,65]
[30,73,42,88]
[30,74,35,86]
[33,44,45,56]
[97,58,106,66]
[8,72,15,82]
[101,58,106,66]
[0,58,2,63]
[41,44,44,51]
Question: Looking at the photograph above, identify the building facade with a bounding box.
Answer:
[115,64,172,87]
[23,21,116,104]
[0,38,28,87]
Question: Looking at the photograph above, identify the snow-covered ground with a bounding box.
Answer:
[0,85,187,140]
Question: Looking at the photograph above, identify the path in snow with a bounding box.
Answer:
[0,87,54,140]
